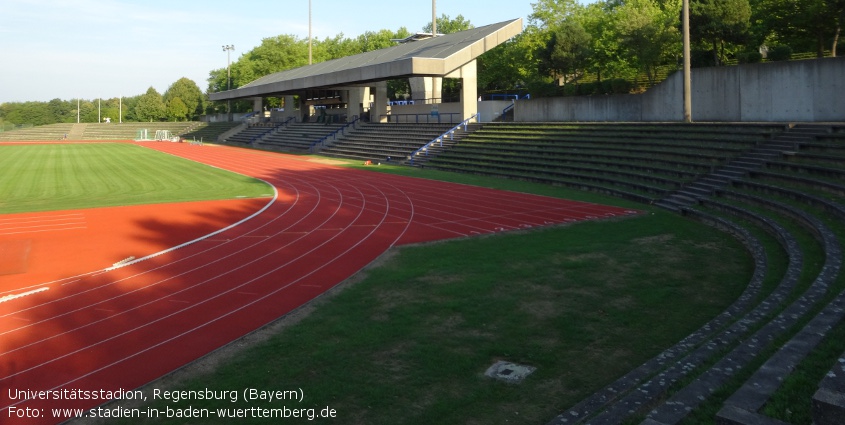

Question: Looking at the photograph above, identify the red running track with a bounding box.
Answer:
[0,143,639,423]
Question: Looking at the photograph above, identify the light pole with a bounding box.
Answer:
[222,44,235,121]
[432,0,436,36]
[682,0,692,122]
[308,0,312,65]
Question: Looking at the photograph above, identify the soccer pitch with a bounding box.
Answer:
[0,143,272,214]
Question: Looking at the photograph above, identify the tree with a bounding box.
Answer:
[164,78,204,120]
[689,0,752,65]
[166,97,189,121]
[134,87,166,122]
[616,0,681,85]
[538,20,593,85]
[529,0,584,29]
[422,14,474,34]
[754,0,844,57]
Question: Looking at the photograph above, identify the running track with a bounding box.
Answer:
[0,143,639,423]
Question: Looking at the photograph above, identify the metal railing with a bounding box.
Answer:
[379,113,462,124]
[308,116,360,153]
[408,113,478,165]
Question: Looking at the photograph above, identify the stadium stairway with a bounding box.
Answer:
[656,124,832,211]
[318,122,477,164]
[256,122,346,152]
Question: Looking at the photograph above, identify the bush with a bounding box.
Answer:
[767,45,793,61]
[737,51,763,64]
[610,78,633,94]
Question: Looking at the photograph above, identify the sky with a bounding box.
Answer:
[0,0,536,104]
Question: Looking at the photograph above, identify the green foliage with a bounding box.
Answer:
[736,50,763,63]
[163,77,204,120]
[616,0,681,84]
[689,0,753,65]
[767,44,794,60]
[134,87,166,122]
[422,13,474,34]
[166,97,189,121]
[538,20,592,84]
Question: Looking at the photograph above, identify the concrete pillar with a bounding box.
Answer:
[373,82,389,123]
[283,95,296,121]
[347,87,370,120]
[252,97,263,114]
[409,77,442,103]
[459,60,478,122]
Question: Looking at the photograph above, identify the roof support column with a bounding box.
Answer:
[373,82,389,123]
[252,97,263,116]
[346,87,369,121]
[409,77,442,103]
[283,95,296,122]
[459,59,478,122]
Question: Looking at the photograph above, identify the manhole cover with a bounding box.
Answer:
[485,361,536,384]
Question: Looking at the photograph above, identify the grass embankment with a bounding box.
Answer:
[0,143,271,214]
[110,158,753,425]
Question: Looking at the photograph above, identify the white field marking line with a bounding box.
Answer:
[0,220,83,230]
[0,213,84,223]
[0,222,85,232]
[0,176,344,342]
[0,288,49,304]
[0,226,87,237]
[103,181,279,271]
[0,181,304,331]
[420,204,620,230]
[0,175,392,387]
[0,177,296,318]
[1,176,411,413]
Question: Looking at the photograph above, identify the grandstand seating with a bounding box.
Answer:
[418,121,845,425]
[0,122,206,141]
[0,123,75,141]
[179,122,242,142]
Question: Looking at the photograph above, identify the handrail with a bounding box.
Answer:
[309,116,359,153]
[408,113,478,165]
[499,94,529,121]
[379,113,462,124]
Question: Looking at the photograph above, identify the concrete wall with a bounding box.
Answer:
[478,100,514,122]
[515,57,845,122]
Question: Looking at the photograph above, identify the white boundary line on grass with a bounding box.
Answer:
[104,183,278,271]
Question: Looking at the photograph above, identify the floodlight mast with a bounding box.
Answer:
[222,44,235,121]
[309,0,313,65]
[682,0,692,122]
[432,0,436,37]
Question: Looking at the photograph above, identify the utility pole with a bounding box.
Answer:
[682,0,692,122]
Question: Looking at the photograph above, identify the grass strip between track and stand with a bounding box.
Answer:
[101,158,754,425]
[0,143,271,214]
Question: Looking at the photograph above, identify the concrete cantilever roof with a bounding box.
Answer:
[209,18,523,101]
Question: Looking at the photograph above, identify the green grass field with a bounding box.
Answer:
[0,143,271,214]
